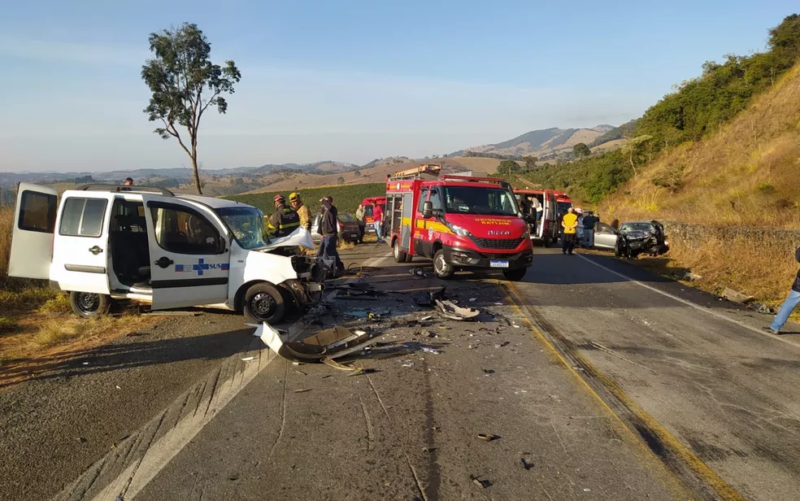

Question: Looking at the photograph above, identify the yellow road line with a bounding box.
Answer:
[499,281,746,501]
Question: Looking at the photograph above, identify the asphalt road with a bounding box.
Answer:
[3,243,799,500]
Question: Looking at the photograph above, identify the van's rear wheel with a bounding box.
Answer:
[70,292,111,318]
[243,283,286,324]
[433,250,455,279]
[503,268,527,281]
[393,241,407,263]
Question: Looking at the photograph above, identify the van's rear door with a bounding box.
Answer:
[8,183,58,280]
[49,192,113,294]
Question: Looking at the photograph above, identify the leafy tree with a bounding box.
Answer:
[142,23,242,194]
[573,143,591,158]
[522,156,538,171]
[497,159,520,175]
[337,176,345,184]
[354,170,361,177]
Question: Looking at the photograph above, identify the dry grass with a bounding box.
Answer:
[38,293,72,314]
[32,316,115,347]
[0,206,12,284]
[603,63,800,229]
[0,317,19,334]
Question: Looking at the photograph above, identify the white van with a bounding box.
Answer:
[8,183,325,323]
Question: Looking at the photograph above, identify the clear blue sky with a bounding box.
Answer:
[0,0,796,172]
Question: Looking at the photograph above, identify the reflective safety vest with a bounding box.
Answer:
[268,206,301,237]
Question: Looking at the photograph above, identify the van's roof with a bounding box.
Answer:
[176,194,250,209]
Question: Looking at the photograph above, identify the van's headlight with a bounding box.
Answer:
[523,231,530,239]
[445,222,470,236]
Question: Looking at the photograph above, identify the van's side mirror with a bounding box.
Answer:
[422,201,433,218]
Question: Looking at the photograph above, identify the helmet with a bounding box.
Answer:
[289,192,300,201]
[274,194,285,203]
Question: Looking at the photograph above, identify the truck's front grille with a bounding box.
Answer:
[469,236,524,250]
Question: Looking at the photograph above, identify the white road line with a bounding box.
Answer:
[87,248,394,501]
[576,253,800,350]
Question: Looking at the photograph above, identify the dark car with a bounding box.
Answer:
[614,221,669,259]
[310,213,361,243]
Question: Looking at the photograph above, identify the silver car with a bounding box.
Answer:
[593,222,619,250]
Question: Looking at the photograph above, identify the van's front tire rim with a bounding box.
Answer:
[250,293,276,318]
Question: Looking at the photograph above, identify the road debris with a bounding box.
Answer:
[322,357,358,371]
[413,286,446,307]
[722,287,754,304]
[482,369,495,375]
[294,369,307,376]
[477,433,500,442]
[422,347,441,355]
[255,322,384,362]
[401,362,415,367]
[496,341,510,348]
[410,267,427,278]
[520,458,534,470]
[436,300,480,321]
[422,446,437,453]
[294,389,312,393]
[241,356,255,362]
[470,475,492,488]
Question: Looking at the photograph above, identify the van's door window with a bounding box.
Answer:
[417,188,429,212]
[18,191,57,233]
[60,198,108,237]
[150,205,221,254]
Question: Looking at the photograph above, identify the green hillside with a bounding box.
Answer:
[225,183,386,215]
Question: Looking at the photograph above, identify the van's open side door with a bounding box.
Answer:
[8,183,58,280]
[141,196,230,310]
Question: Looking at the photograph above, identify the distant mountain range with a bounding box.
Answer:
[449,125,616,159]
[0,161,358,187]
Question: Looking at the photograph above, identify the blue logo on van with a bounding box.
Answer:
[175,259,230,275]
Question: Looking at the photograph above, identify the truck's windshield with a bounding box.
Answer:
[557,201,572,216]
[443,186,518,216]
[215,207,267,249]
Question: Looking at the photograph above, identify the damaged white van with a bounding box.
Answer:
[8,183,325,323]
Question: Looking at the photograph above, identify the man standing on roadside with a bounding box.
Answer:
[355,204,366,244]
[561,207,578,255]
[267,194,300,237]
[373,202,384,244]
[582,212,598,248]
[765,247,800,334]
[317,196,342,268]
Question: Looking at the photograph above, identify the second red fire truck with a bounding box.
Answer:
[382,165,533,281]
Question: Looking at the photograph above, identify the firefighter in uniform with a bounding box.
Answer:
[289,192,311,231]
[267,194,300,237]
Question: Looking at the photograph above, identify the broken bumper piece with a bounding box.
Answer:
[254,322,384,362]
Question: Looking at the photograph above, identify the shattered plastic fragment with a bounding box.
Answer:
[241,357,255,362]
[422,347,441,355]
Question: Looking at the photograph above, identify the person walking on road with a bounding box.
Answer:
[267,194,300,238]
[766,247,800,334]
[355,204,366,244]
[373,203,385,244]
[289,192,311,231]
[317,196,342,270]
[561,207,578,255]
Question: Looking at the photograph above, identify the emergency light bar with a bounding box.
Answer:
[439,174,505,184]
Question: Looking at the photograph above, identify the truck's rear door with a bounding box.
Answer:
[8,183,58,280]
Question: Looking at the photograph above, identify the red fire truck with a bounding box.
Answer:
[383,165,533,281]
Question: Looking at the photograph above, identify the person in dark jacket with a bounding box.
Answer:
[317,196,341,267]
[766,247,800,334]
[268,194,300,237]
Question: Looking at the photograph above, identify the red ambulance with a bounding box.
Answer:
[383,165,533,281]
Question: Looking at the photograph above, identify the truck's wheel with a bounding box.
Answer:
[243,283,286,324]
[70,291,111,318]
[405,254,413,263]
[433,249,455,279]
[503,268,527,281]
[393,241,407,263]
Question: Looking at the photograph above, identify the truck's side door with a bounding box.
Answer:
[50,192,114,294]
[413,187,429,257]
[141,196,230,310]
[8,183,58,280]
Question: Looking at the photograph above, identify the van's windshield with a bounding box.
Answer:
[442,186,518,216]
[215,207,267,249]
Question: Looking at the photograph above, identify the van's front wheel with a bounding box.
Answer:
[393,241,407,263]
[70,292,111,318]
[243,283,286,324]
